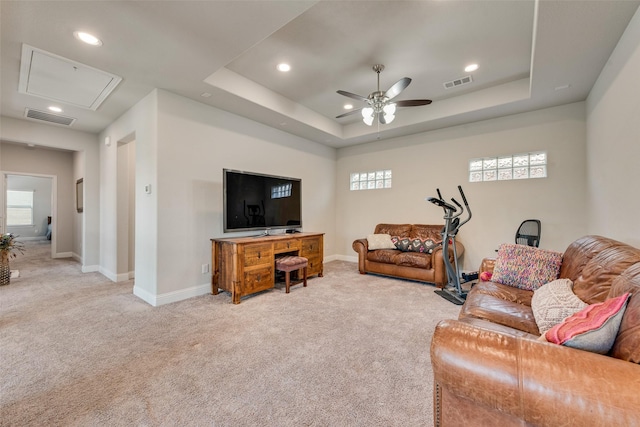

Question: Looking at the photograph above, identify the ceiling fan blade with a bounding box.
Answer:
[337,90,368,102]
[335,108,363,119]
[385,77,411,100]
[395,99,432,107]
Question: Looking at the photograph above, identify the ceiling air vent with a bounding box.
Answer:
[443,75,473,90]
[24,108,76,127]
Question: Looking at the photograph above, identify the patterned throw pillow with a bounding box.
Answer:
[544,293,630,354]
[366,234,396,250]
[531,279,588,334]
[491,244,563,291]
[391,237,441,254]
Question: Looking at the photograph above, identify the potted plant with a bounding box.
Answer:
[0,233,25,286]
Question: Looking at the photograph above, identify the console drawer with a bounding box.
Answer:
[301,237,322,257]
[242,265,273,294]
[274,240,300,253]
[244,243,273,267]
[306,255,323,277]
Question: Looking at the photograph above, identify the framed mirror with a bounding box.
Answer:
[76,178,84,213]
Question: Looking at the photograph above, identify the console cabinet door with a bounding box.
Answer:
[300,236,323,277]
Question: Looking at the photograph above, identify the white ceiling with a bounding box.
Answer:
[1,1,638,148]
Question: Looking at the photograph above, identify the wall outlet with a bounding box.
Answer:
[201,263,210,274]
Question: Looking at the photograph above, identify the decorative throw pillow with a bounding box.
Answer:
[367,234,396,250]
[531,278,588,334]
[391,237,441,253]
[544,292,631,354]
[491,244,563,291]
[479,271,493,282]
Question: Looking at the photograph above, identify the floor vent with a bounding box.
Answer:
[443,75,473,89]
[24,108,76,126]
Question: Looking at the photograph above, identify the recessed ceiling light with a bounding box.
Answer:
[73,31,103,46]
[344,104,353,110]
[554,84,571,91]
[277,63,291,72]
[48,106,63,113]
[201,92,212,98]
[464,63,479,72]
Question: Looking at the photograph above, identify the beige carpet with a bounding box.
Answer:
[1,241,460,426]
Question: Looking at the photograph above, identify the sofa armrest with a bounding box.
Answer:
[431,241,465,286]
[479,257,496,274]
[352,238,369,273]
[431,318,640,426]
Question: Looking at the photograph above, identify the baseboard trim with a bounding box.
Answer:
[99,266,117,282]
[53,252,73,259]
[133,283,211,307]
[331,255,357,263]
[82,265,99,273]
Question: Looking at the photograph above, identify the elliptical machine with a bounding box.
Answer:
[427,185,473,305]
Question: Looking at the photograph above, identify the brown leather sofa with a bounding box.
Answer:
[430,235,640,426]
[352,223,464,287]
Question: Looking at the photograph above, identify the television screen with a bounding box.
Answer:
[223,169,302,232]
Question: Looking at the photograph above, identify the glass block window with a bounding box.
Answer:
[271,183,292,199]
[350,169,392,191]
[469,152,547,183]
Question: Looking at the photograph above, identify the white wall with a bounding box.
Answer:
[100,89,336,305]
[1,142,74,256]
[0,117,100,268]
[99,90,158,296]
[336,102,588,271]
[586,7,640,247]
[154,90,336,300]
[6,174,52,239]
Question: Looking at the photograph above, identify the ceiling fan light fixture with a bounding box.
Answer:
[362,107,374,126]
[383,103,396,123]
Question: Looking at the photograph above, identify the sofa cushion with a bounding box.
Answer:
[392,236,440,254]
[366,249,400,264]
[410,224,443,241]
[394,251,431,269]
[491,244,563,291]
[544,292,631,354]
[459,281,539,335]
[367,233,396,250]
[531,279,588,334]
[559,235,640,304]
[607,263,640,363]
[374,223,412,237]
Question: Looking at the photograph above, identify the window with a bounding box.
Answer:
[271,183,292,199]
[350,169,392,191]
[469,152,547,182]
[7,190,34,226]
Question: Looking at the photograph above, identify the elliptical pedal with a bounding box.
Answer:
[434,289,466,305]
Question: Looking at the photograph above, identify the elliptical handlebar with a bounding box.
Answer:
[426,196,457,212]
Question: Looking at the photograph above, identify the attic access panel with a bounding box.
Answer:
[18,44,122,110]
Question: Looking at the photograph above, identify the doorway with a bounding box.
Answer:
[117,139,135,280]
[2,173,56,259]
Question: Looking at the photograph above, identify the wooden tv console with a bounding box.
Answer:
[211,232,324,304]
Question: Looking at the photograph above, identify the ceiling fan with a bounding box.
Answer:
[336,64,432,126]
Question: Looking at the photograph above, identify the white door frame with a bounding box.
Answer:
[2,171,57,258]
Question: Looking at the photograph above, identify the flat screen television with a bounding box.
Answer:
[223,169,302,233]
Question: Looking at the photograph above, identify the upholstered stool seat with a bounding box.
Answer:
[275,255,308,293]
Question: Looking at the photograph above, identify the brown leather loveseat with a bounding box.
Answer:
[352,223,464,287]
[430,235,640,426]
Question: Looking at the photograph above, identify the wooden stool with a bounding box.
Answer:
[275,255,308,293]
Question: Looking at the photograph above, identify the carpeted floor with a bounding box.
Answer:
[0,240,460,426]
